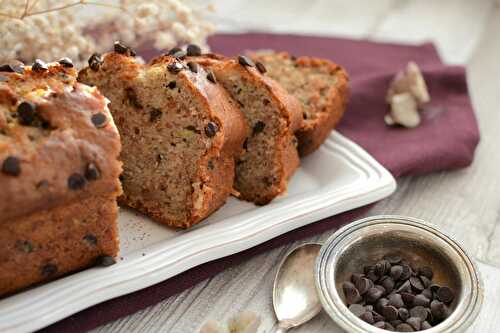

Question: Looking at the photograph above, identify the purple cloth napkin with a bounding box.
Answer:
[39,33,479,333]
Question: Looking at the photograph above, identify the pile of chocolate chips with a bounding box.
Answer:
[342,254,455,331]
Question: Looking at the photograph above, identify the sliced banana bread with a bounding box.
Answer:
[0,59,121,296]
[251,52,349,156]
[186,53,303,205]
[78,44,247,228]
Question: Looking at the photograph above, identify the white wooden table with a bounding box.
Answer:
[92,1,500,332]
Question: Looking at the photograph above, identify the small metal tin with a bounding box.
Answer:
[315,215,483,333]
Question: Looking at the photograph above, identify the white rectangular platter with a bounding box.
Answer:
[0,131,396,333]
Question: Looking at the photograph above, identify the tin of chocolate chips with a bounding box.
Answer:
[186,44,202,56]
[2,156,21,176]
[91,113,108,128]
[238,55,255,67]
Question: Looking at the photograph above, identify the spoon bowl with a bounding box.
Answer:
[273,243,322,331]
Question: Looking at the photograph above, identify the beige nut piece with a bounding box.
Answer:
[387,61,430,105]
[390,92,421,128]
[228,311,261,333]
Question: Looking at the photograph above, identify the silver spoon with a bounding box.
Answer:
[273,243,323,333]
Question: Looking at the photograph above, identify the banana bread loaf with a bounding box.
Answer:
[186,53,302,205]
[0,59,122,297]
[251,52,349,156]
[79,43,247,228]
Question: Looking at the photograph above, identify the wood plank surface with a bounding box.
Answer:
[91,1,500,332]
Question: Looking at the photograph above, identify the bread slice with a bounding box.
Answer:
[78,46,247,228]
[186,53,303,205]
[250,52,349,156]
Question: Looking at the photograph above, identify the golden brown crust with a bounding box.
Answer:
[251,52,350,156]
[0,194,119,297]
[81,53,247,228]
[0,61,121,296]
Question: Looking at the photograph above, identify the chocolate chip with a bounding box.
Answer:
[349,303,366,317]
[166,80,177,89]
[388,293,404,308]
[366,287,384,303]
[410,276,425,292]
[409,305,428,321]
[16,240,33,253]
[252,121,265,135]
[41,263,58,277]
[382,305,399,321]
[83,234,98,246]
[413,294,430,307]
[85,163,100,181]
[343,281,362,304]
[401,292,415,307]
[2,156,21,176]
[436,286,454,303]
[91,113,108,128]
[58,57,74,68]
[167,61,184,73]
[375,261,389,276]
[205,122,218,137]
[0,64,14,72]
[429,283,441,293]
[418,266,434,279]
[17,101,36,125]
[32,59,48,71]
[355,277,373,295]
[186,44,202,56]
[366,268,379,282]
[95,255,116,267]
[238,55,254,67]
[396,280,412,293]
[372,311,385,322]
[351,273,365,285]
[421,321,432,330]
[187,61,199,73]
[376,297,389,313]
[172,50,187,59]
[360,311,374,324]
[167,47,182,55]
[396,323,415,332]
[390,265,403,280]
[68,173,86,190]
[114,41,136,56]
[149,108,162,122]
[380,276,395,294]
[398,307,409,321]
[421,288,433,300]
[89,53,103,71]
[420,275,432,288]
[256,61,267,74]
[206,70,217,83]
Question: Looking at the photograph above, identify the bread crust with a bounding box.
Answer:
[80,53,247,228]
[0,62,122,296]
[251,52,349,156]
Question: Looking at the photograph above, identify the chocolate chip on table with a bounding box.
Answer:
[343,281,362,304]
[95,255,116,267]
[58,57,74,68]
[186,44,202,56]
[2,156,21,176]
[17,101,36,125]
[85,162,100,181]
[167,61,184,73]
[166,80,177,89]
[252,121,266,135]
[68,173,86,190]
[256,61,267,74]
[114,41,136,56]
[187,61,199,73]
[206,70,217,83]
[348,304,366,317]
[41,263,58,277]
[205,122,219,137]
[91,112,108,128]
[89,53,103,71]
[237,55,255,67]
[436,286,455,303]
[83,234,98,246]
[32,59,48,71]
